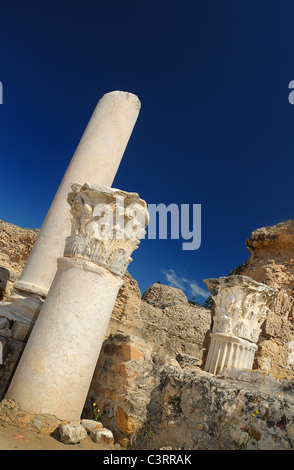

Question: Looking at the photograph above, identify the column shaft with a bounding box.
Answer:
[6,183,149,421]
[14,91,141,298]
[7,257,123,421]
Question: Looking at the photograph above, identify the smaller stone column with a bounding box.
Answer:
[203,275,277,375]
[6,183,149,421]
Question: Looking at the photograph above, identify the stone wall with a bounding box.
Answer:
[83,332,179,446]
[0,220,211,401]
[1,218,294,449]
[84,332,294,450]
[107,279,212,362]
[133,367,294,450]
[138,283,211,360]
[0,220,39,300]
[1,217,294,386]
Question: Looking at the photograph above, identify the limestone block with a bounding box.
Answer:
[58,422,88,444]
[108,271,143,336]
[84,333,179,442]
[231,220,294,294]
[0,340,25,401]
[0,293,44,325]
[121,343,145,361]
[0,267,18,299]
[289,340,294,364]
[140,283,212,359]
[90,428,114,445]
[0,328,11,338]
[0,317,10,329]
[11,321,33,342]
[115,407,141,435]
[132,367,294,450]
[142,282,189,309]
[81,419,103,433]
[0,220,39,276]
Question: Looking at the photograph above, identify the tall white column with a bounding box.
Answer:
[203,275,277,375]
[6,183,149,421]
[14,91,141,298]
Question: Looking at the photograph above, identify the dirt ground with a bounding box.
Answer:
[0,422,120,451]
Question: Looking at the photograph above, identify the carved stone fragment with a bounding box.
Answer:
[203,275,277,375]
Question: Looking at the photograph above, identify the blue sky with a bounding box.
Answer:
[0,0,293,302]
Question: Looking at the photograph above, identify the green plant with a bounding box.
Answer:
[202,295,214,310]
[188,296,201,307]
[92,402,104,421]
[169,394,181,403]
[238,410,260,450]
[280,393,294,448]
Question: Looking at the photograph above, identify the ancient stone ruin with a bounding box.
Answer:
[1,217,294,449]
[203,275,277,375]
[6,183,149,421]
[0,92,294,450]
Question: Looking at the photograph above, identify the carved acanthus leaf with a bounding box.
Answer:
[64,183,149,277]
[203,275,277,343]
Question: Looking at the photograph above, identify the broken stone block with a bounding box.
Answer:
[115,407,141,435]
[90,428,114,445]
[0,267,19,299]
[81,419,103,433]
[11,321,32,342]
[58,422,87,444]
[0,317,10,330]
[121,343,145,361]
[0,328,12,338]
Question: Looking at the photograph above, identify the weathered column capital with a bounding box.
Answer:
[203,275,278,375]
[63,183,149,277]
[204,275,277,343]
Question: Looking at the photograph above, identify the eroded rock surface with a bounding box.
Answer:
[229,220,294,379]
[133,368,294,450]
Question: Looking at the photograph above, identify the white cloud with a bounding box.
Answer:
[189,281,210,299]
[161,269,209,299]
[162,269,187,290]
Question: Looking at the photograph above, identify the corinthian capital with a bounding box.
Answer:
[64,183,149,277]
[203,275,277,343]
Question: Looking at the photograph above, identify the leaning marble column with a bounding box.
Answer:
[14,91,141,300]
[6,183,149,421]
[203,275,277,375]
